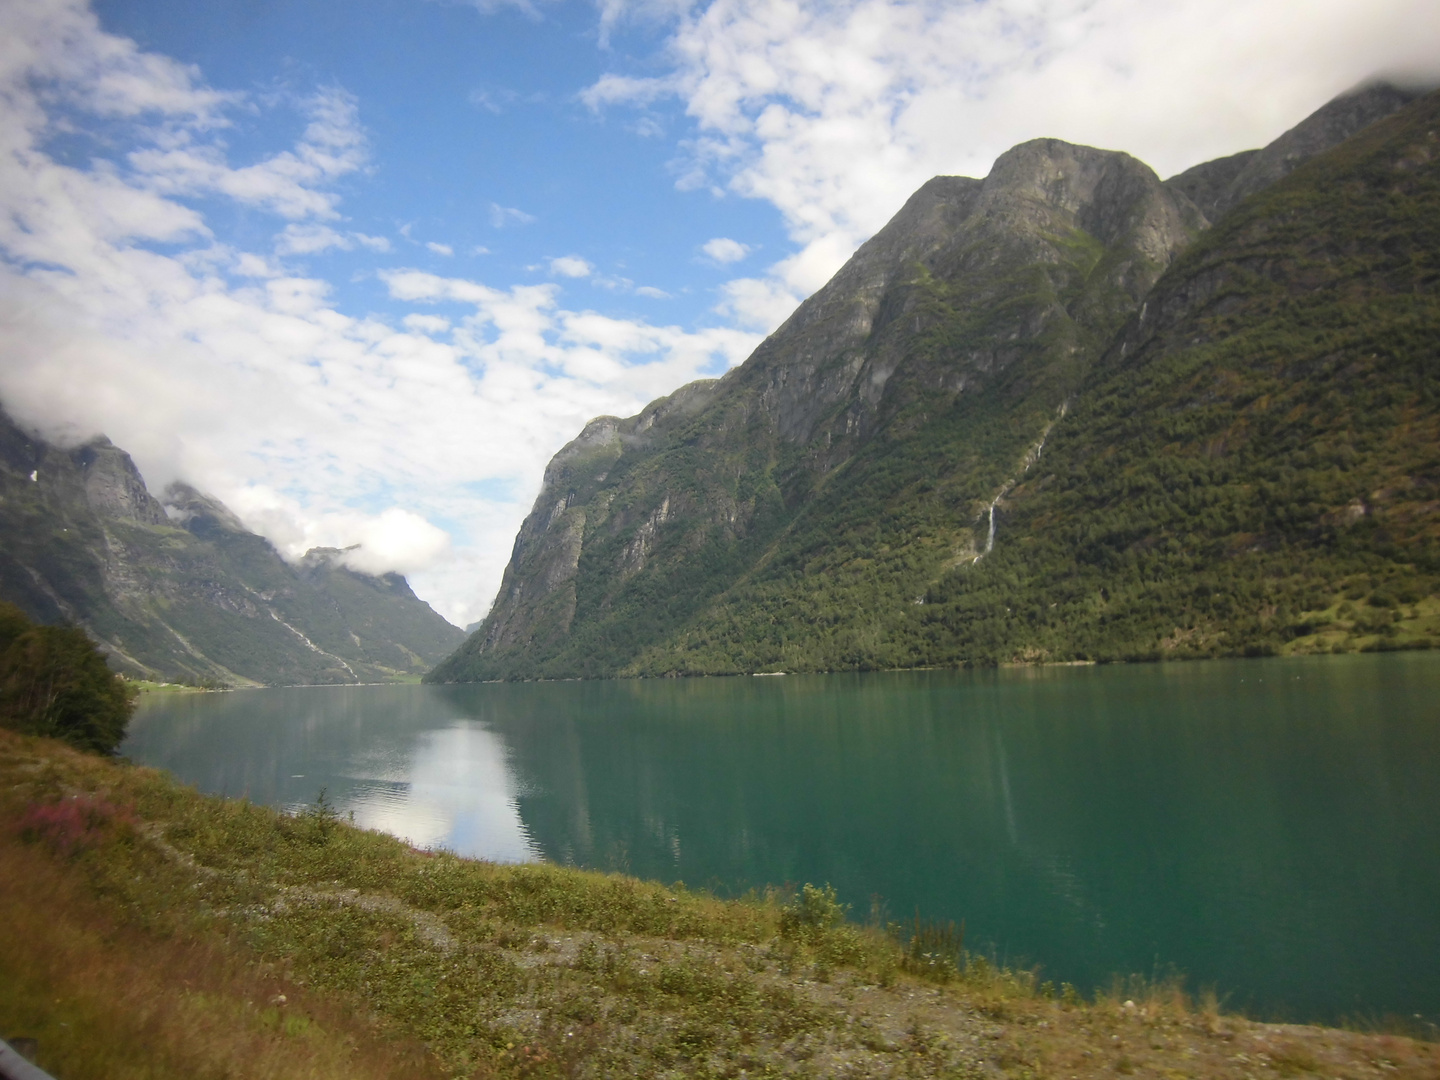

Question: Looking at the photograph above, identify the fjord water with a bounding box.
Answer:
[124,653,1440,1025]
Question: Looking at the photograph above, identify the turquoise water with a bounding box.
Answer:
[123,652,1440,1025]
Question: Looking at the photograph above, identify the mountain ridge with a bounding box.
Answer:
[431,80,1438,682]
[0,407,463,685]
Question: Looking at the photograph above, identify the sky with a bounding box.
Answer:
[1,0,1437,628]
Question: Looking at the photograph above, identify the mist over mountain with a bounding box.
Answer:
[430,82,1439,682]
[0,409,462,686]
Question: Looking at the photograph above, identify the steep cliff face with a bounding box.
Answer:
[431,139,1206,681]
[432,81,1439,681]
[0,412,462,684]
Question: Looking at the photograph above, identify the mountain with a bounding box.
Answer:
[430,82,1439,681]
[0,410,463,685]
[1163,80,1422,221]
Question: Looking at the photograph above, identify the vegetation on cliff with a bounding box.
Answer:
[431,85,1438,682]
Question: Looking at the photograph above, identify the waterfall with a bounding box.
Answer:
[973,497,1000,563]
[970,403,1067,565]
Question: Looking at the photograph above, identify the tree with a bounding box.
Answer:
[0,602,137,754]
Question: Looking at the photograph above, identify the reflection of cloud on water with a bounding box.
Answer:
[346,721,539,863]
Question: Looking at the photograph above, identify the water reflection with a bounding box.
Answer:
[125,653,1440,1024]
[125,686,539,860]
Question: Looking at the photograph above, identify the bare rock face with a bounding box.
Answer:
[162,481,250,536]
[73,438,169,526]
[726,140,1202,449]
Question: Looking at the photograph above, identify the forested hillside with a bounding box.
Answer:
[430,83,1438,681]
[903,95,1440,664]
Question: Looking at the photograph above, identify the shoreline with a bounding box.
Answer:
[3,728,1437,1079]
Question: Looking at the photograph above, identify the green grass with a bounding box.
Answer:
[5,729,1439,1080]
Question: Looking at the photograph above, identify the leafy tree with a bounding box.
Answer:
[0,602,136,753]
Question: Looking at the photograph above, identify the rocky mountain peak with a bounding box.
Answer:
[721,138,1203,449]
[72,437,168,527]
[0,416,463,684]
[162,481,250,537]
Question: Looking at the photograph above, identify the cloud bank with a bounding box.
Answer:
[591,0,1440,329]
[0,0,758,626]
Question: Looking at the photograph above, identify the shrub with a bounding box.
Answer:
[899,915,966,982]
[778,883,847,943]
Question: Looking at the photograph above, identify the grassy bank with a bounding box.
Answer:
[2,729,1436,1080]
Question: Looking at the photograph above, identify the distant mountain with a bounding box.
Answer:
[0,410,462,685]
[430,81,1438,681]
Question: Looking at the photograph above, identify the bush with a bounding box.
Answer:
[0,602,136,754]
[778,883,848,943]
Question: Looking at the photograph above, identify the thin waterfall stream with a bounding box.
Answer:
[972,405,1065,565]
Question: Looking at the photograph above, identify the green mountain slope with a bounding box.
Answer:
[430,83,1438,682]
[431,140,1207,681]
[906,92,1440,663]
[0,412,463,685]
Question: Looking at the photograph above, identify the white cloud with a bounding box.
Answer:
[275,223,349,255]
[275,224,396,256]
[472,244,493,255]
[591,0,1440,332]
[635,285,671,299]
[0,0,762,627]
[426,241,455,256]
[458,0,550,18]
[714,274,802,332]
[549,254,592,278]
[702,236,750,263]
[342,508,453,576]
[468,87,515,113]
[580,72,677,111]
[403,313,451,335]
[489,202,536,227]
[130,85,367,221]
[233,252,281,278]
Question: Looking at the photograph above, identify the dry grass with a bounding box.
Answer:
[0,829,442,1079]
[2,728,1438,1080]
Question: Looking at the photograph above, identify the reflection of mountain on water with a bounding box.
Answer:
[125,685,539,861]
[127,657,1440,1025]
[437,658,1440,1026]
[438,673,1039,911]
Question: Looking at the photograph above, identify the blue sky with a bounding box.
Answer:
[2,0,1438,626]
[93,0,788,330]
